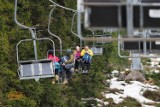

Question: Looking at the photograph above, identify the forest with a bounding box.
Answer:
[1,0,160,107]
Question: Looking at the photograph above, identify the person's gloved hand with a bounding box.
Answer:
[86,51,89,54]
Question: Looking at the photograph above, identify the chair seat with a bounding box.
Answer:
[18,60,54,81]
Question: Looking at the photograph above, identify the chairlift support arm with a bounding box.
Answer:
[14,0,38,60]
[49,0,84,48]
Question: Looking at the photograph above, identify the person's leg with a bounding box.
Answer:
[81,61,85,71]
[66,70,70,80]
[75,60,78,70]
[55,70,59,82]
[83,62,90,73]
[52,69,58,84]
[61,66,68,84]
[86,62,91,71]
[68,67,74,79]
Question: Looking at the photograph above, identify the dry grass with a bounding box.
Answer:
[143,90,160,102]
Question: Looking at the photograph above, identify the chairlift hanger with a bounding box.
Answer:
[49,0,83,45]
[49,0,85,49]
[48,6,63,57]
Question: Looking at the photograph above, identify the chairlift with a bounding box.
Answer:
[15,0,55,81]
[118,30,160,58]
[130,53,143,70]
[16,38,55,81]
[85,32,111,55]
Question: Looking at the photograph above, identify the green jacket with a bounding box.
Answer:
[64,54,74,64]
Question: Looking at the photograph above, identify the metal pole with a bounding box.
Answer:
[127,0,134,37]
[77,0,82,48]
[15,0,38,60]
[14,0,32,29]
[30,29,38,60]
[48,7,62,57]
[143,30,147,54]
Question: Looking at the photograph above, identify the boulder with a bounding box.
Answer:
[125,71,146,82]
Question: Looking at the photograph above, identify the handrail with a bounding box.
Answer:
[48,6,62,57]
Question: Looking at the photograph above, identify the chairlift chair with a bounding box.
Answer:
[130,53,143,70]
[15,0,56,81]
[119,30,160,57]
[85,34,111,55]
[16,38,55,81]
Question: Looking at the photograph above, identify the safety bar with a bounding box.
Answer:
[16,38,55,63]
[117,35,160,58]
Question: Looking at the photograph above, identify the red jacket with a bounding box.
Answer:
[48,54,60,62]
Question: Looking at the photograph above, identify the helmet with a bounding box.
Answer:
[48,49,54,55]
[66,49,72,55]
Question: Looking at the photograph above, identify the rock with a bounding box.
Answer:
[154,70,160,74]
[111,70,119,77]
[125,71,146,82]
[125,68,130,71]
[117,73,126,81]
[144,77,154,85]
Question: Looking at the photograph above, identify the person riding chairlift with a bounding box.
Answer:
[61,49,74,84]
[81,46,93,73]
[73,46,81,72]
[48,50,61,84]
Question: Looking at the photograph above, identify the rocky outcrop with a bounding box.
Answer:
[125,71,146,82]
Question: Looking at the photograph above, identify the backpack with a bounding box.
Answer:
[54,62,61,72]
[65,63,74,70]
[82,53,91,63]
[60,56,70,64]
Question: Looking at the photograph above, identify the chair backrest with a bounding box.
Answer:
[91,47,103,55]
[18,60,54,81]
[131,53,143,70]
